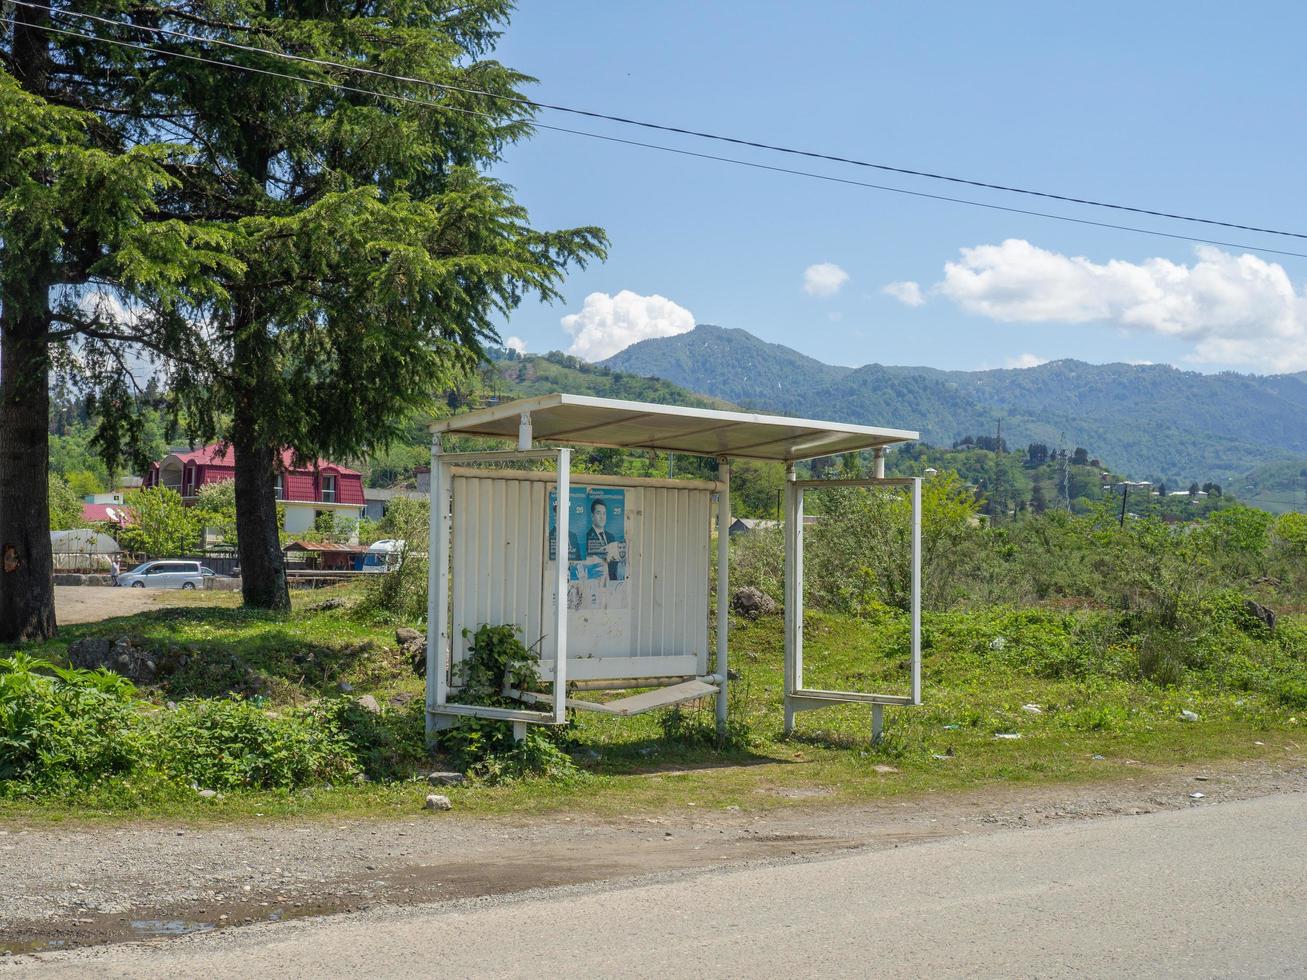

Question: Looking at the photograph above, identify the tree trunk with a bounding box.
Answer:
[0,3,57,641]
[0,304,57,641]
[230,314,290,611]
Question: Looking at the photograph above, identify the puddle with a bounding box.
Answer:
[130,919,216,939]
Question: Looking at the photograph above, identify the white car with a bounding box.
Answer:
[117,560,217,590]
[361,539,405,573]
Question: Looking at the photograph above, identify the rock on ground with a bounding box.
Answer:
[730,586,777,619]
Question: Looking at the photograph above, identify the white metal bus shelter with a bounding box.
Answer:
[425,394,921,743]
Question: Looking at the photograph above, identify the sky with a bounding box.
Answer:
[486,1,1307,375]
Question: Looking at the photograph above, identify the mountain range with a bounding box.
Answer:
[600,325,1307,485]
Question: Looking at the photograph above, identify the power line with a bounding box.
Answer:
[12,15,1307,261]
[12,0,1307,244]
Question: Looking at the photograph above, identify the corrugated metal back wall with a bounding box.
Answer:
[450,470,713,682]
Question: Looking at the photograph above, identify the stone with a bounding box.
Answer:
[988,636,1007,651]
[423,794,452,812]
[1020,704,1042,714]
[993,733,1022,740]
[337,681,354,694]
[730,586,778,619]
[395,627,422,646]
[1189,792,1205,800]
[1179,709,1199,722]
[1243,598,1277,633]
[872,764,899,774]
[310,597,346,611]
[196,789,219,799]
[427,771,465,787]
[353,694,381,714]
[67,636,160,684]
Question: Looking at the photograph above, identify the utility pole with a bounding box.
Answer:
[1119,482,1130,527]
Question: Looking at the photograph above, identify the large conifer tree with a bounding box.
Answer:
[117,0,604,609]
[1,3,228,640]
[4,1,604,615]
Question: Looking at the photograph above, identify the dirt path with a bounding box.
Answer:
[54,586,227,625]
[1,756,1302,955]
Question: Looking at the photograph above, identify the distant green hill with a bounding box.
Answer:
[603,325,1307,485]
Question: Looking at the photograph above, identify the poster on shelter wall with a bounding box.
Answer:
[549,485,629,614]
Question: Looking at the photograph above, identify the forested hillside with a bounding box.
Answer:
[604,325,1307,484]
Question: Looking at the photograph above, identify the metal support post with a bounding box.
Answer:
[783,463,798,735]
[715,457,731,743]
[911,477,922,705]
[552,448,571,724]
[517,411,533,451]
[425,434,451,741]
[872,703,884,745]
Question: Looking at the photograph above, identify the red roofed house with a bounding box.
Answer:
[143,444,366,537]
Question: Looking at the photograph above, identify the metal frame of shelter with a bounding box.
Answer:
[424,393,922,743]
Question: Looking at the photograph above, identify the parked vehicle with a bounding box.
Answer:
[116,560,218,590]
[360,539,405,573]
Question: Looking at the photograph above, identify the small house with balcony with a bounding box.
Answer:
[143,444,366,536]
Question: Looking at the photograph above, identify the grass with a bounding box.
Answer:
[2,589,1304,825]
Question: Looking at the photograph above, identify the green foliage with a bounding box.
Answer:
[194,478,238,546]
[0,654,143,795]
[152,698,358,791]
[47,473,83,530]
[355,499,428,622]
[803,471,980,613]
[454,625,541,703]
[118,486,200,557]
[64,470,104,498]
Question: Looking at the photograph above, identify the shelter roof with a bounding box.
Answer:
[430,394,917,463]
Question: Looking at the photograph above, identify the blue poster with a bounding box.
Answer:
[548,487,586,561]
[548,485,628,610]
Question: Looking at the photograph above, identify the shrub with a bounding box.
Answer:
[0,654,144,795]
[150,698,358,790]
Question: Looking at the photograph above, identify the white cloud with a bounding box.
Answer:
[802,262,849,297]
[561,290,695,361]
[882,280,925,307]
[503,335,528,355]
[827,311,844,323]
[934,239,1307,372]
[1005,352,1048,369]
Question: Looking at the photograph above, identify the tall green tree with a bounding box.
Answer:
[1,9,228,640]
[97,0,605,609]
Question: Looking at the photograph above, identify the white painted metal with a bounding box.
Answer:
[782,476,923,743]
[430,393,919,463]
[552,449,570,724]
[783,463,798,736]
[446,467,712,686]
[424,434,449,740]
[517,679,719,717]
[518,410,533,451]
[911,476,922,705]
[715,458,730,740]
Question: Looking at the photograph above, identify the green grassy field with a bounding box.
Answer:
[2,587,1302,824]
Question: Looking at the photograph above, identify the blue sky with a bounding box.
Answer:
[488,2,1307,375]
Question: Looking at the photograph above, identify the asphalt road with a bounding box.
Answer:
[20,793,1306,979]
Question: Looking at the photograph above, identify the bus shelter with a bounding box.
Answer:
[425,394,921,743]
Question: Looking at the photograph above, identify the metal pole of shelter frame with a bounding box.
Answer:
[782,462,798,735]
[424,433,449,741]
[715,457,730,742]
[911,475,922,705]
[552,447,571,727]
